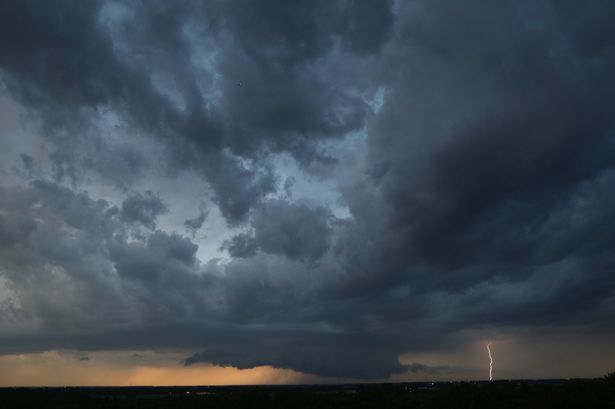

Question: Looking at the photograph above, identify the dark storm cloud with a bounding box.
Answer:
[222,233,258,259]
[354,0,615,291]
[217,0,393,64]
[0,179,212,334]
[111,231,199,282]
[1,0,615,381]
[0,0,392,222]
[184,341,408,380]
[211,0,393,162]
[202,153,278,224]
[224,199,333,262]
[405,363,450,375]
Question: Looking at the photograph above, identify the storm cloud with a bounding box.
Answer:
[1,0,614,380]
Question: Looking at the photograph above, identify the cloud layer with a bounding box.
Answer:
[1,0,615,380]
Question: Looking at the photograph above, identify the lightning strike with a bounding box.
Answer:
[486,342,494,381]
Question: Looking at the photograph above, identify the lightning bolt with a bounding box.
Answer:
[486,342,493,381]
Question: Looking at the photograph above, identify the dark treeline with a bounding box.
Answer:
[1,375,614,409]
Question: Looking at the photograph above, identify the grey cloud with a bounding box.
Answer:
[111,231,198,282]
[184,207,208,237]
[184,337,408,380]
[19,153,33,172]
[204,153,278,225]
[121,190,167,229]
[341,0,615,292]
[222,232,258,259]
[0,181,125,330]
[405,362,450,375]
[282,176,295,198]
[224,199,332,262]
[0,211,37,247]
[216,0,393,66]
[0,0,392,222]
[0,179,210,333]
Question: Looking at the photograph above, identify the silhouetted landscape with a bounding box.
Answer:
[2,374,614,409]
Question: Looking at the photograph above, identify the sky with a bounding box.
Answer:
[0,0,615,386]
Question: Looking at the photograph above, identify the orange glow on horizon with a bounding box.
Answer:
[0,351,319,387]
